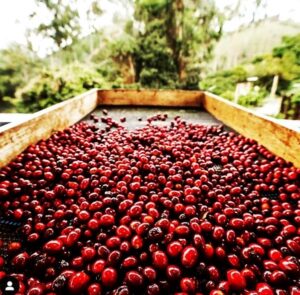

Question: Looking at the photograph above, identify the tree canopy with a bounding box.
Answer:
[132,0,223,88]
[200,34,300,107]
[32,0,81,49]
[0,0,299,114]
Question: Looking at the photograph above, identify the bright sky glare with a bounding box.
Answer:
[0,0,299,56]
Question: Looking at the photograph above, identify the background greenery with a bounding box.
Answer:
[200,34,300,108]
[0,0,299,116]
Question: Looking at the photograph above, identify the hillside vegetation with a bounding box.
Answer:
[200,34,300,112]
[1,0,223,113]
[0,0,299,115]
[210,18,300,71]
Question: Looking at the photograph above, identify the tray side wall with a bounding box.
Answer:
[203,92,300,167]
[0,89,299,168]
[97,89,203,106]
[0,89,98,167]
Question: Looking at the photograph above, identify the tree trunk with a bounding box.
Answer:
[176,0,184,81]
[166,0,184,81]
[127,55,136,84]
[178,52,185,81]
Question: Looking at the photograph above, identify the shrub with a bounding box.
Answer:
[14,63,108,113]
[200,67,248,95]
[237,89,267,107]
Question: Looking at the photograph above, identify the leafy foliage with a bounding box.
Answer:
[200,67,247,99]
[32,0,81,49]
[0,45,42,100]
[14,64,107,113]
[2,1,299,114]
[200,34,300,107]
[135,19,178,88]
[249,34,300,87]
[273,34,300,63]
[238,89,267,107]
[288,83,300,104]
[133,0,223,89]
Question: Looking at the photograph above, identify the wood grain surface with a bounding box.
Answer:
[203,92,300,167]
[0,89,98,167]
[98,89,203,107]
[0,89,299,168]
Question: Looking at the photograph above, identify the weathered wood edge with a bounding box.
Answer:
[203,92,300,167]
[0,89,99,167]
[0,89,299,168]
[97,89,203,107]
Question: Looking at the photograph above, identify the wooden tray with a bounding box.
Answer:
[0,89,299,167]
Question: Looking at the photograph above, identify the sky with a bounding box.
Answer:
[0,0,127,56]
[0,0,299,57]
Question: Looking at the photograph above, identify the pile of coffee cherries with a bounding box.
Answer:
[0,112,299,295]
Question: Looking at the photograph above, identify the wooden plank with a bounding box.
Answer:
[98,89,203,107]
[0,89,98,167]
[1,88,299,168]
[203,92,300,167]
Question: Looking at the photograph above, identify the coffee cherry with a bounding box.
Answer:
[100,214,115,227]
[279,257,300,275]
[81,247,96,261]
[101,268,118,287]
[152,251,168,269]
[227,269,246,291]
[116,225,131,239]
[43,240,63,254]
[143,266,157,282]
[90,259,105,274]
[256,283,274,295]
[167,241,183,257]
[166,265,182,280]
[181,246,198,268]
[125,271,144,287]
[68,271,90,294]
[180,277,196,293]
[0,114,299,294]
[87,283,102,295]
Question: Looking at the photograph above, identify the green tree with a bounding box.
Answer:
[200,66,248,98]
[86,1,103,33]
[132,0,223,89]
[249,34,300,90]
[15,63,107,112]
[32,0,81,50]
[0,45,42,100]
[273,34,300,68]
[85,1,103,53]
[109,33,138,83]
[200,34,300,108]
